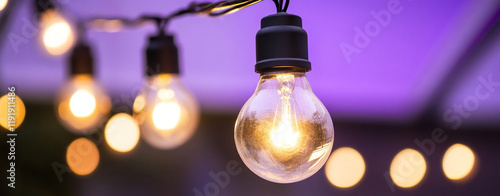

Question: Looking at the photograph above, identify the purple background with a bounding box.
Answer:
[1,0,499,125]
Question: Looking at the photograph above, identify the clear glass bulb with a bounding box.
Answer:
[56,74,111,134]
[235,71,334,183]
[133,74,199,149]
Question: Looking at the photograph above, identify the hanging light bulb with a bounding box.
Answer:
[56,43,111,134]
[234,12,334,183]
[35,0,75,55]
[133,34,199,149]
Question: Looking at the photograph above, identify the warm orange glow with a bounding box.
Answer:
[390,148,427,188]
[66,138,99,175]
[41,10,74,55]
[152,102,181,130]
[103,19,123,32]
[57,74,111,133]
[69,89,96,117]
[325,147,365,188]
[105,113,140,152]
[443,143,475,180]
[0,94,25,130]
[0,0,8,11]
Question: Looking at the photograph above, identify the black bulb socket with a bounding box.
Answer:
[255,12,311,73]
[70,43,94,75]
[145,34,180,76]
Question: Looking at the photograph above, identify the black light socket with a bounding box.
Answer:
[255,12,311,73]
[34,0,56,20]
[145,34,180,76]
[70,43,94,75]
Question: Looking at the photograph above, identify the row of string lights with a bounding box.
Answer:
[0,0,478,188]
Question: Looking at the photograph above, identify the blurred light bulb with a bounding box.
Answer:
[442,143,475,181]
[234,72,334,183]
[40,10,74,55]
[134,74,199,149]
[0,94,25,130]
[0,0,7,11]
[105,113,140,153]
[57,74,111,134]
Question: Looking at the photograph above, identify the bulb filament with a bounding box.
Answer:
[271,74,300,149]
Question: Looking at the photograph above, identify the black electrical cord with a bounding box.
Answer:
[85,0,263,34]
[283,0,289,12]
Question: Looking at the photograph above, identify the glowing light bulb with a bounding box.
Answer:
[234,72,334,183]
[442,143,475,181]
[0,0,8,11]
[134,74,199,149]
[0,94,25,130]
[69,89,96,117]
[105,113,140,153]
[57,74,111,134]
[40,10,74,55]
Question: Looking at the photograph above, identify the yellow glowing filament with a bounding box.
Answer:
[442,143,475,180]
[69,89,96,117]
[152,102,181,130]
[325,147,366,188]
[0,0,8,11]
[390,148,427,188]
[43,22,72,48]
[66,138,99,176]
[270,74,300,149]
[271,122,299,148]
[105,113,140,153]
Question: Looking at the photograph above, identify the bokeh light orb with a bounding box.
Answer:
[0,0,8,11]
[105,113,140,153]
[390,148,427,188]
[0,94,26,130]
[66,138,100,175]
[442,143,475,181]
[325,147,365,188]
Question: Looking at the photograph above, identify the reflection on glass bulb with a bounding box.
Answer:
[134,74,199,149]
[69,89,96,117]
[57,74,111,134]
[40,10,74,55]
[235,71,334,183]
